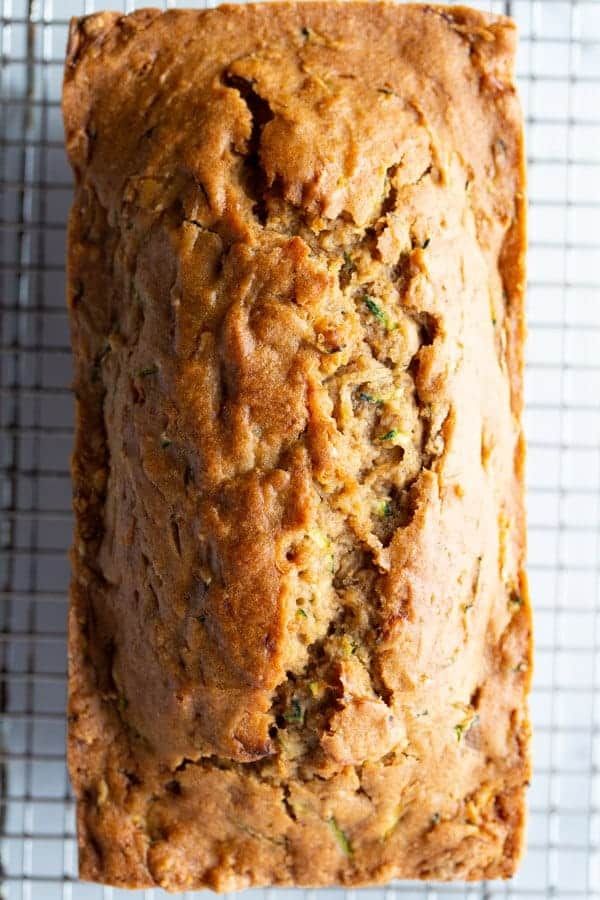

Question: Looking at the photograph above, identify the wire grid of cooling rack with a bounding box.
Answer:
[1,0,600,896]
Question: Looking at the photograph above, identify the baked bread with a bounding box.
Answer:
[63,2,531,890]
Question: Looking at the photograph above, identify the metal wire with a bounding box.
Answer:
[2,0,600,897]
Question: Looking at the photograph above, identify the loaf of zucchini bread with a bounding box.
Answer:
[63,2,531,889]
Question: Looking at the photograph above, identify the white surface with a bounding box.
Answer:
[1,0,600,897]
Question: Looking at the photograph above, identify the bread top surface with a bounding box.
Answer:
[64,3,530,886]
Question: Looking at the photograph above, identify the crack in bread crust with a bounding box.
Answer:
[64,2,531,890]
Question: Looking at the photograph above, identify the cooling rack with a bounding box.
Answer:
[1,0,600,896]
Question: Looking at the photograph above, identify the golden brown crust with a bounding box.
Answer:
[63,2,531,889]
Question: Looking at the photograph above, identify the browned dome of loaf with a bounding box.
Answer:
[63,2,531,890]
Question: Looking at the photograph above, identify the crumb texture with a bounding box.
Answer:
[63,2,531,890]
